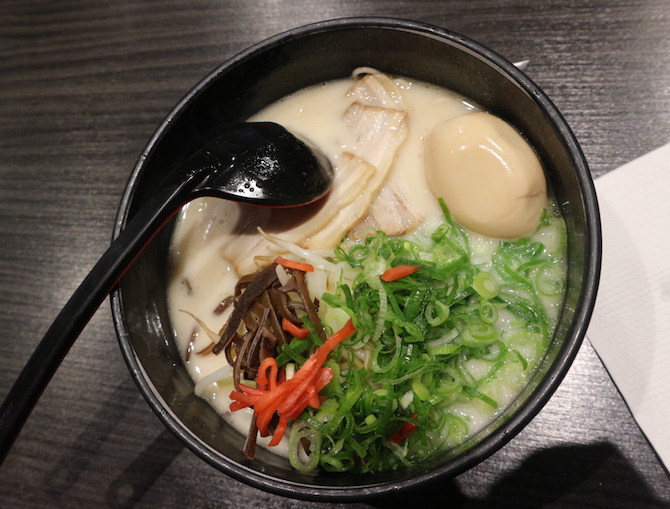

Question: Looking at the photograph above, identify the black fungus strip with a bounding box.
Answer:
[214,295,235,315]
[269,285,302,325]
[212,263,278,355]
[233,308,269,390]
[233,329,255,390]
[244,414,259,460]
[290,268,326,342]
[263,289,288,348]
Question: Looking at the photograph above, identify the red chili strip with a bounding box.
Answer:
[282,317,310,340]
[274,256,314,272]
[381,264,421,282]
[388,414,418,444]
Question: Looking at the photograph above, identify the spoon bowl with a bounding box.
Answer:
[184,122,333,206]
[0,122,332,463]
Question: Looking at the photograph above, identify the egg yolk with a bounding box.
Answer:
[426,111,547,239]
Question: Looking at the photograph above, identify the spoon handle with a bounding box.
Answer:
[0,182,188,465]
[0,122,331,465]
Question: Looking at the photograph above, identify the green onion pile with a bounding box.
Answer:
[269,200,567,473]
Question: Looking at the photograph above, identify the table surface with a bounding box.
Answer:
[2,1,670,507]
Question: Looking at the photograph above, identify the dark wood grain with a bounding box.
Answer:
[2,1,670,507]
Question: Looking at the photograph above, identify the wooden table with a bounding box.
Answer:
[2,1,669,507]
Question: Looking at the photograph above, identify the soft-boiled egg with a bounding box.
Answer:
[426,111,547,239]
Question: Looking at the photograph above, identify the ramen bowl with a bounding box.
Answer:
[111,17,601,501]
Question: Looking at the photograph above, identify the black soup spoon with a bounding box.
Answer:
[0,122,334,464]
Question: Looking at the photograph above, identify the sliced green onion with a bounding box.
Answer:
[460,322,498,346]
[443,413,469,444]
[364,414,378,426]
[411,379,431,401]
[427,394,443,405]
[285,362,296,380]
[288,421,322,472]
[478,300,499,324]
[370,332,402,374]
[473,271,500,299]
[463,386,498,408]
[306,201,567,473]
[323,307,353,334]
[346,436,367,459]
[398,390,414,409]
[425,300,450,326]
[426,328,459,349]
[275,335,311,366]
[512,349,529,370]
[313,397,339,425]
[428,343,460,357]
[535,263,565,296]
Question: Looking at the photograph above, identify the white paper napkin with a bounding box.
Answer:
[587,142,670,468]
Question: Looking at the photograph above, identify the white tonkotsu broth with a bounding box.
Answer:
[167,71,560,459]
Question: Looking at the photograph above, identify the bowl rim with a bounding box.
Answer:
[111,16,601,501]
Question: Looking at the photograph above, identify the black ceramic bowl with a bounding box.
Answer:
[111,18,601,501]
